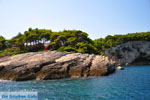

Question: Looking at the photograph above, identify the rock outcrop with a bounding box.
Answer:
[0,51,115,81]
[104,41,150,65]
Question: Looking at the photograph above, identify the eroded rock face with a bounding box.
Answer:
[104,41,150,65]
[0,51,115,81]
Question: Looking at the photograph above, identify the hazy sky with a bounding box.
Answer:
[0,0,150,39]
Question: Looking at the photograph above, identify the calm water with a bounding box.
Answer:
[0,65,150,100]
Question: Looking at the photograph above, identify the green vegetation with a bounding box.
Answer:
[49,30,98,54]
[122,46,132,52]
[0,36,6,50]
[94,32,150,51]
[0,28,99,56]
[0,28,149,56]
[109,50,115,55]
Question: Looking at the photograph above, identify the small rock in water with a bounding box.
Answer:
[125,63,128,66]
[117,66,124,70]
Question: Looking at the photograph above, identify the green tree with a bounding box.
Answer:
[0,36,6,50]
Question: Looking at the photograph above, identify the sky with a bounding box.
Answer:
[0,0,150,40]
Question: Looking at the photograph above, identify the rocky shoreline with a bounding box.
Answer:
[0,51,115,81]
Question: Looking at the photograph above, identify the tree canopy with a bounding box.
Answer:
[49,30,98,53]
[0,36,6,50]
[0,28,98,55]
[0,28,149,56]
[94,32,150,51]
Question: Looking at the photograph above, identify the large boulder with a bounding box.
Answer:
[0,51,115,81]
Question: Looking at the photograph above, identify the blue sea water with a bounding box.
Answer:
[0,65,150,100]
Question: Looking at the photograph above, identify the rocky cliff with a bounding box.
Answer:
[0,51,115,81]
[104,41,150,65]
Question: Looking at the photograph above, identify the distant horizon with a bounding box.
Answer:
[0,0,149,39]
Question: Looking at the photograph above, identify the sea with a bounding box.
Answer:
[0,65,150,100]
